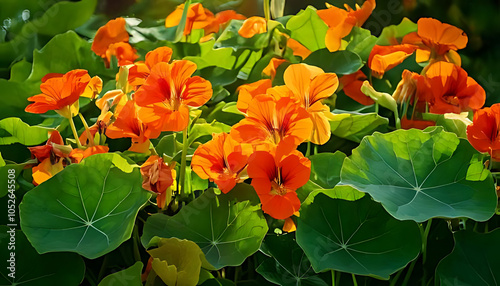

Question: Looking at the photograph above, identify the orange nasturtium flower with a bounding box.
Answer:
[69,146,109,164]
[247,142,311,220]
[106,100,153,153]
[105,42,139,67]
[134,61,212,134]
[317,0,376,52]
[92,17,137,67]
[165,3,217,35]
[128,47,174,89]
[238,16,267,38]
[467,104,500,160]
[191,133,252,193]
[262,58,286,80]
[140,155,176,209]
[25,70,98,119]
[231,94,313,148]
[236,79,273,114]
[339,70,375,106]
[369,18,468,78]
[282,64,338,145]
[421,62,485,114]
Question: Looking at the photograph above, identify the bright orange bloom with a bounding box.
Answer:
[283,217,297,232]
[165,3,217,36]
[214,10,246,28]
[105,42,139,67]
[106,100,153,153]
[467,104,500,160]
[421,62,485,114]
[96,89,128,114]
[369,18,467,78]
[282,64,338,145]
[191,133,252,193]
[401,117,435,130]
[238,16,267,38]
[236,79,273,114]
[247,142,311,220]
[140,155,176,209]
[128,47,173,90]
[32,158,64,186]
[69,145,109,164]
[134,61,212,133]
[92,18,129,58]
[28,130,67,161]
[287,38,312,59]
[25,70,93,119]
[368,44,417,79]
[231,94,313,148]
[262,58,286,80]
[317,0,376,52]
[339,70,374,105]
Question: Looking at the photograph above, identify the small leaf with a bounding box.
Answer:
[346,27,378,62]
[329,112,389,142]
[286,6,328,52]
[141,186,268,269]
[98,262,143,286]
[0,117,50,146]
[436,229,500,285]
[20,153,151,259]
[466,154,489,181]
[376,17,417,46]
[0,226,85,285]
[297,194,421,279]
[174,0,192,42]
[341,128,497,222]
[188,121,231,146]
[304,49,363,75]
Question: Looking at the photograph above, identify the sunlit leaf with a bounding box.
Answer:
[346,27,378,62]
[341,128,497,222]
[297,194,421,279]
[0,117,50,146]
[329,112,389,142]
[20,153,151,259]
[98,261,143,286]
[286,6,328,52]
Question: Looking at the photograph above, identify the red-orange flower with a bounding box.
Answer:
[247,142,311,219]
[368,44,417,79]
[165,3,217,35]
[317,0,376,52]
[214,10,246,28]
[231,94,313,148]
[128,47,174,90]
[105,42,139,67]
[106,100,153,153]
[238,16,267,38]
[25,70,93,119]
[236,79,273,114]
[92,18,137,67]
[69,146,109,164]
[262,58,286,80]
[191,133,252,193]
[140,155,176,209]
[421,62,485,114]
[467,104,500,160]
[282,64,338,145]
[134,61,212,133]
[339,70,375,105]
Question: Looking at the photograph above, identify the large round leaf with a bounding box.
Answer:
[98,262,143,286]
[341,128,497,222]
[0,226,85,285]
[141,185,268,269]
[296,194,421,279]
[257,234,329,286]
[20,153,151,259]
[436,229,500,286]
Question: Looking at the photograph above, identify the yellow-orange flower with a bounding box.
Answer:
[282,64,338,145]
[238,16,267,38]
[165,3,217,35]
[92,17,137,67]
[317,0,376,52]
[191,133,252,193]
[236,79,273,114]
[128,47,173,90]
[134,61,212,133]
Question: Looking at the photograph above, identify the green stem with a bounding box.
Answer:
[374,102,379,113]
[179,126,189,199]
[331,270,335,286]
[390,268,404,286]
[306,141,311,157]
[97,255,109,282]
[314,144,318,155]
[351,274,358,286]
[263,0,270,22]
[132,224,142,262]
[78,113,94,146]
[394,107,401,129]
[402,256,417,285]
[421,219,432,265]
[68,116,83,148]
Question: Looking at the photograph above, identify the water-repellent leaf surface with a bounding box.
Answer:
[341,128,497,222]
[141,186,268,270]
[20,153,151,259]
[296,194,421,279]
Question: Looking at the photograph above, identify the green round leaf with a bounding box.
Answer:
[286,6,328,52]
[98,261,143,286]
[257,234,329,286]
[304,49,363,75]
[0,226,85,285]
[329,112,389,143]
[141,186,268,270]
[20,153,151,259]
[436,229,500,286]
[296,194,421,279]
[341,128,497,222]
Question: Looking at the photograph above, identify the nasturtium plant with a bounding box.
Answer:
[341,128,498,222]
[20,153,150,259]
[98,261,144,286]
[297,194,421,279]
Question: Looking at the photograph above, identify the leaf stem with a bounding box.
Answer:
[68,116,83,148]
[331,270,335,286]
[179,125,189,199]
[351,274,358,286]
[402,256,417,285]
[421,219,432,265]
[306,141,311,157]
[132,224,142,262]
[389,268,404,286]
[78,113,94,146]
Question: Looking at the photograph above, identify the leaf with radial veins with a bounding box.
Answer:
[141,185,268,270]
[20,153,151,259]
[296,194,421,279]
[341,128,497,222]
[436,229,500,286]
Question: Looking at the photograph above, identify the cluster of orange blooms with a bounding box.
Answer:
[23,0,499,228]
